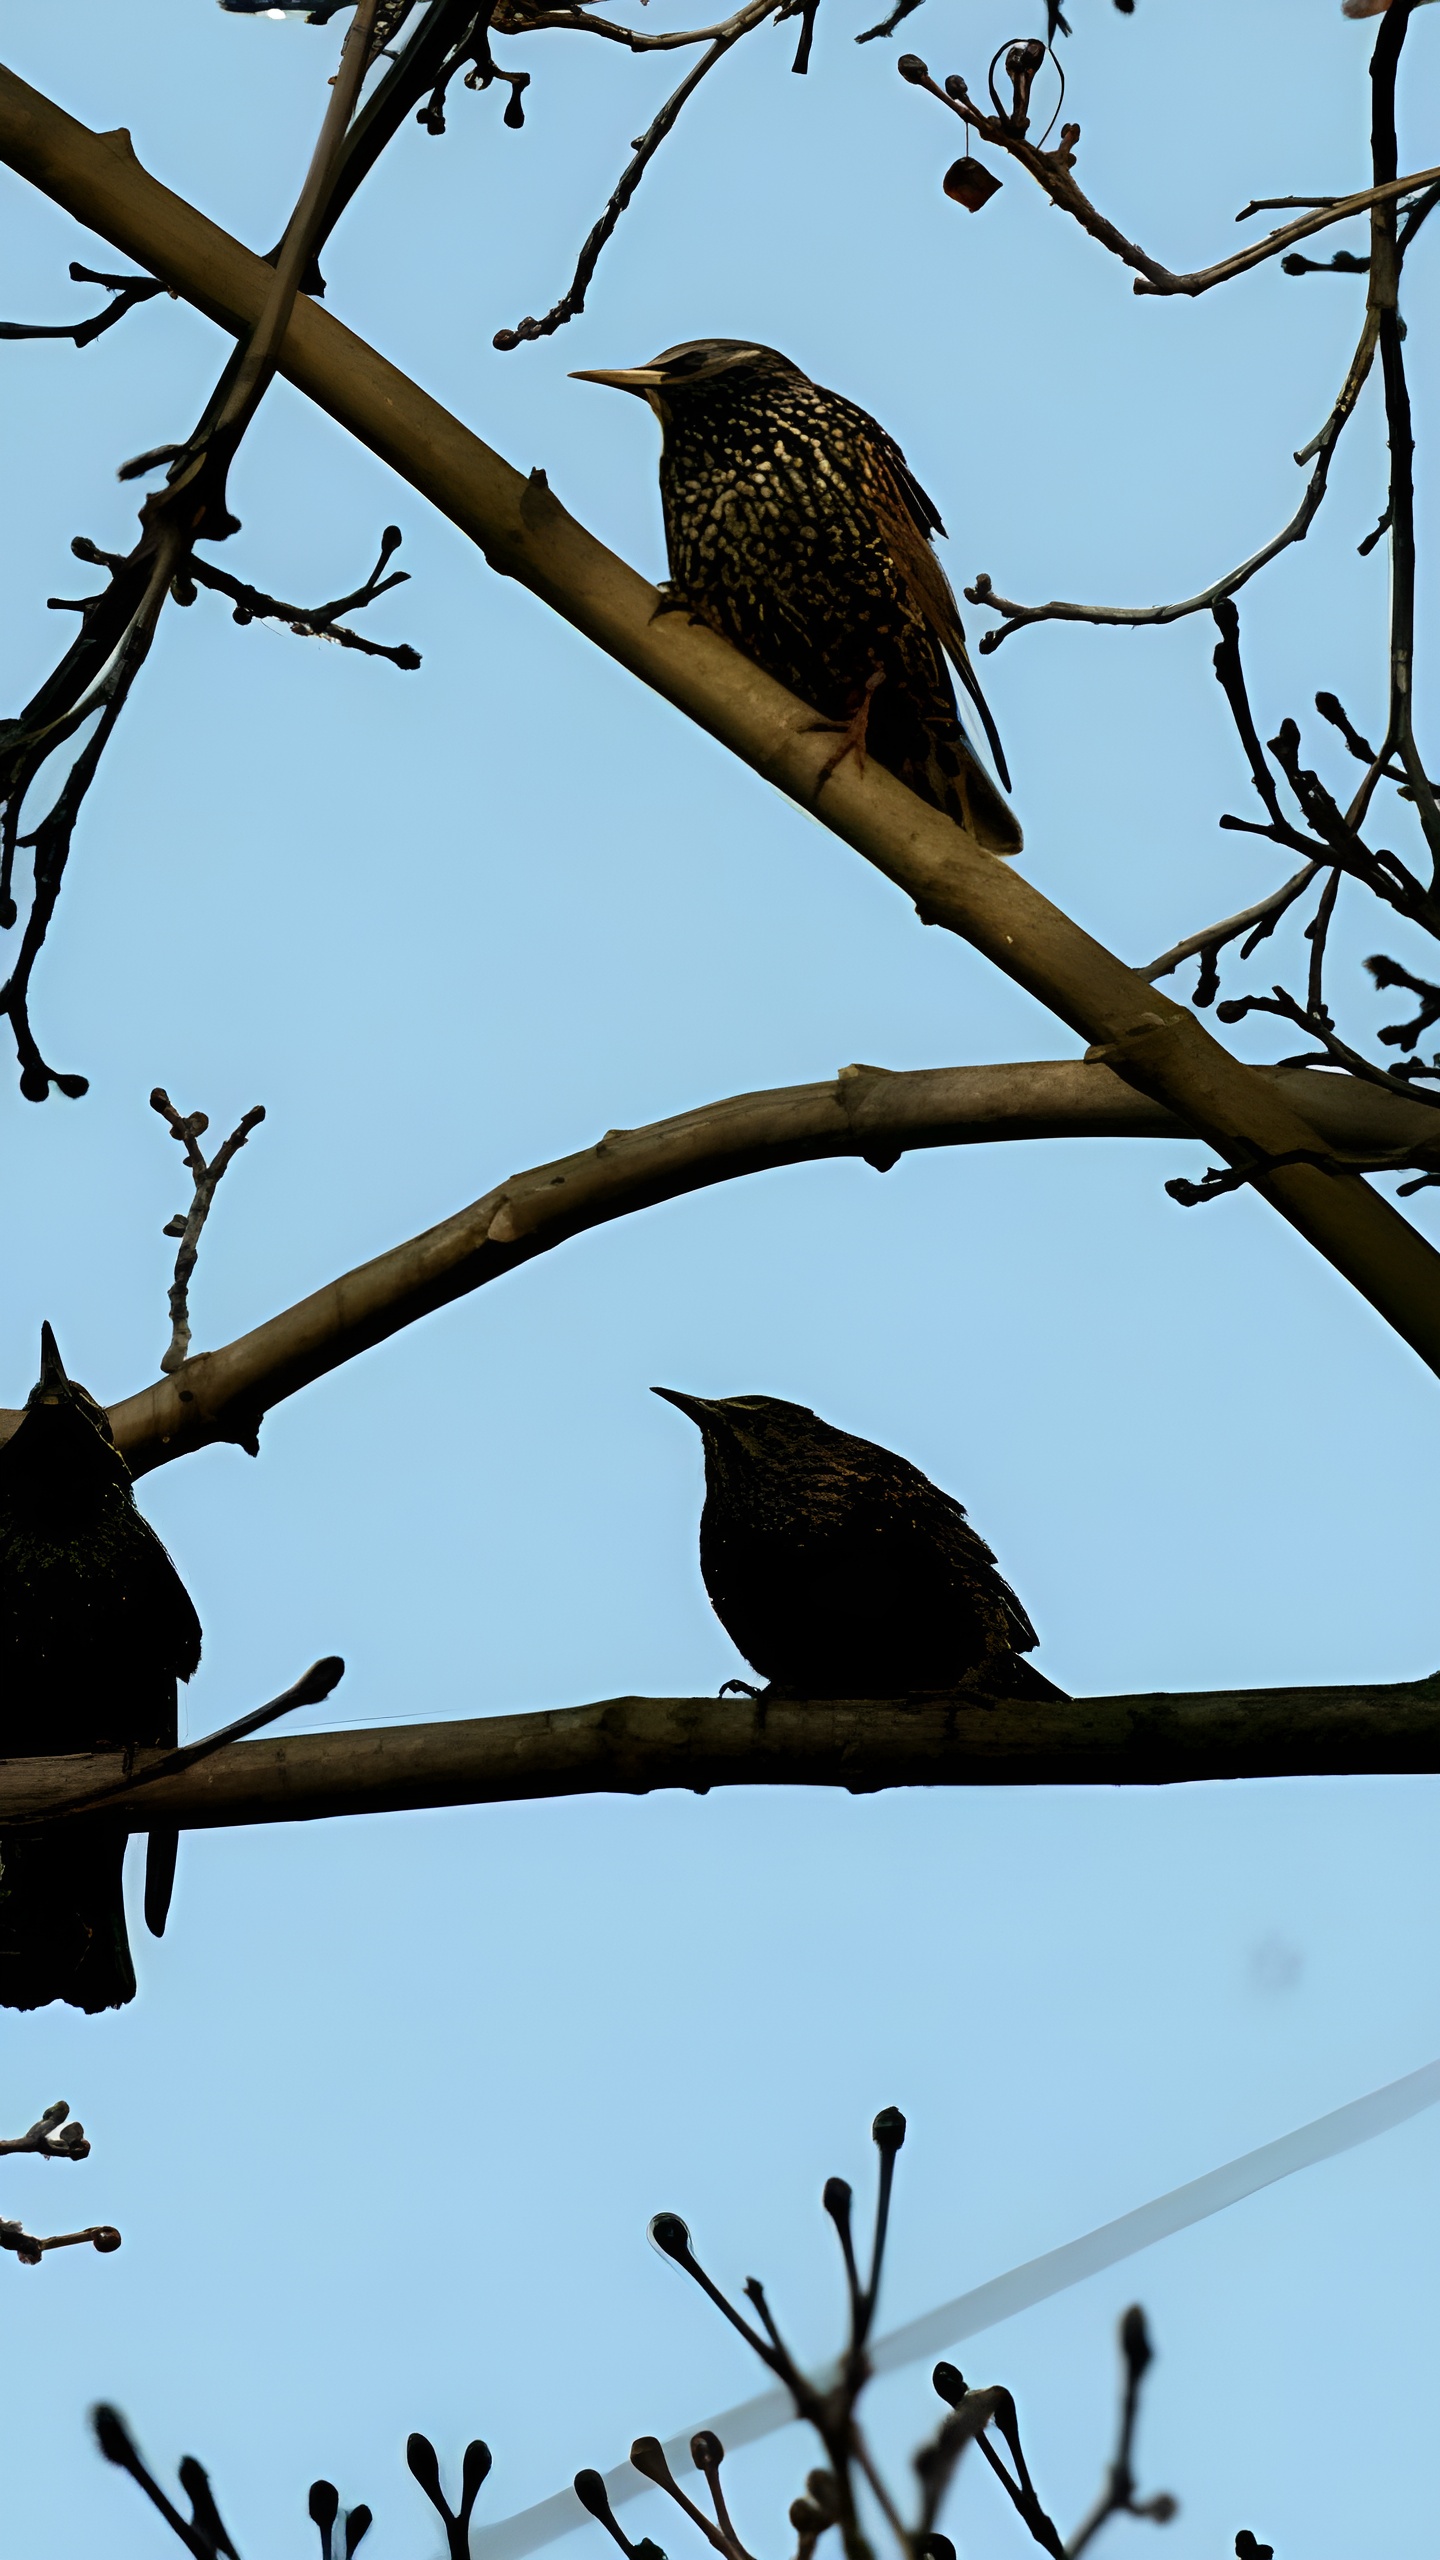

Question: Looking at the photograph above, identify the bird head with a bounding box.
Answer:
[3,1324,126,1493]
[652,1388,823,1465]
[571,341,805,419]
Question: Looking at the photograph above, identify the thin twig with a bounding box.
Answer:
[0,2100,89,2162]
[895,54,1440,299]
[493,0,777,345]
[1064,2310,1176,2559]
[0,262,165,347]
[181,533,421,668]
[0,2100,120,2267]
[150,1089,266,1372]
[0,0,384,1099]
[1367,0,1440,876]
[1144,866,1320,993]
[965,306,1378,651]
[22,1657,348,1829]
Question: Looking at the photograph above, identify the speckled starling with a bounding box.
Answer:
[653,1390,1063,1698]
[0,1326,201,2012]
[573,339,1020,854]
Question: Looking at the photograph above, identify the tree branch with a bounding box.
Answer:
[895,54,1440,300]
[0,1061,1432,1475]
[965,300,1380,651]
[7,70,1440,1376]
[6,1676,1440,1830]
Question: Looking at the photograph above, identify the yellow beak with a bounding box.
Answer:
[569,366,667,395]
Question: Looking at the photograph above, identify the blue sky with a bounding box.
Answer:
[2,2,1439,2555]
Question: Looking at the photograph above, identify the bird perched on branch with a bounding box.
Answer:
[653,1390,1064,1698]
[0,1326,201,2012]
[572,340,1022,855]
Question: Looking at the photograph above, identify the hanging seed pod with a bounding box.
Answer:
[942,156,1002,212]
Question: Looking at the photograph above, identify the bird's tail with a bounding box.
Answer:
[0,1822,137,2012]
[918,724,1023,857]
[998,1654,1070,1703]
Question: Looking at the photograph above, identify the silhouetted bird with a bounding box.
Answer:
[572,340,1021,855]
[653,1390,1064,1698]
[0,1326,201,2012]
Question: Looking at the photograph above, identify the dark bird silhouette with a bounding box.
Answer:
[0,1326,201,2011]
[653,1390,1064,1698]
[572,339,1021,855]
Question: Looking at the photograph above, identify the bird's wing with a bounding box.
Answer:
[894,1469,1042,1655]
[130,1515,204,1681]
[835,397,1013,795]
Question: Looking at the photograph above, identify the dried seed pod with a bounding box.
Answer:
[943,156,1002,212]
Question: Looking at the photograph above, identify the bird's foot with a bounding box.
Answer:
[808,668,886,797]
[650,582,708,628]
[719,1677,764,1698]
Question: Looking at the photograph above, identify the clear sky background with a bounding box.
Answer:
[2,1,1438,2554]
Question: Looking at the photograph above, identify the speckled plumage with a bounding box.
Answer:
[0,1328,200,2011]
[575,340,1021,854]
[654,1390,1063,1698]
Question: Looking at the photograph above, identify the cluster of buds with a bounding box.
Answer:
[0,2101,120,2265]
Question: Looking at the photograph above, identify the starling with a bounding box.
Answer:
[0,1326,201,2012]
[572,339,1021,854]
[653,1390,1064,1698]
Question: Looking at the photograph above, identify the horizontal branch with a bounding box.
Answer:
[8,71,1440,1379]
[1,1061,1435,1473]
[6,1676,1440,1827]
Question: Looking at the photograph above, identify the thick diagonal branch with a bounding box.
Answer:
[7,69,1440,1377]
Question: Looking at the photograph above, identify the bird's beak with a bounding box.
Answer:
[652,1386,714,1421]
[569,366,668,396]
[37,1322,69,1398]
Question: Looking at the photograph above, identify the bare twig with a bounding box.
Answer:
[0,261,166,346]
[1144,865,1320,999]
[1367,1,1440,875]
[0,0,383,1100]
[180,530,421,667]
[61,530,420,668]
[1063,2310,1177,2558]
[1367,952,1440,1049]
[583,2122,1185,2560]
[0,2101,120,2267]
[407,2433,494,2560]
[895,53,1440,299]
[0,2099,89,2162]
[0,2215,122,2264]
[22,1656,348,1829]
[150,1089,266,1373]
[493,0,777,347]
[964,305,1379,651]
